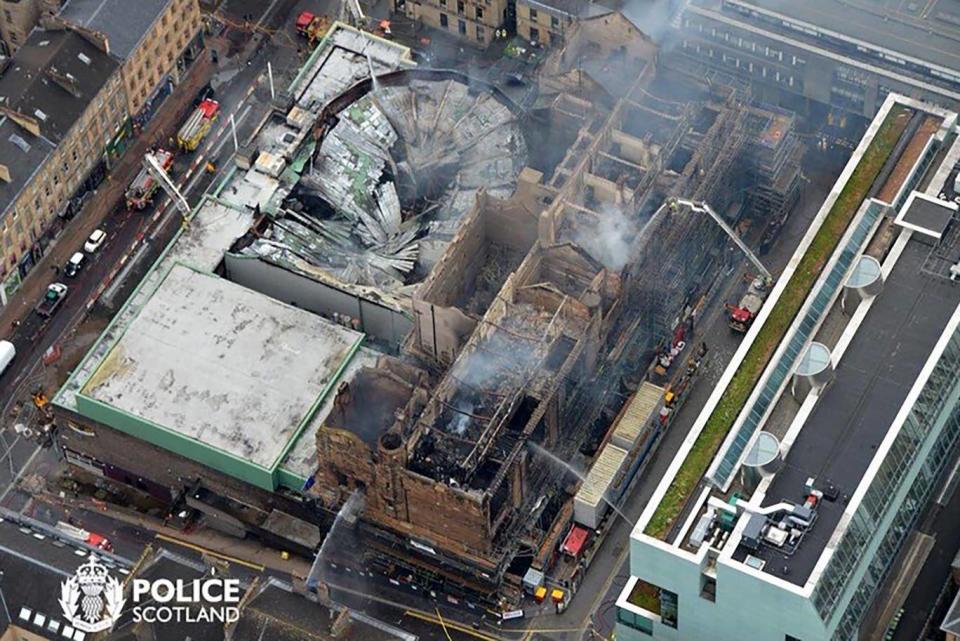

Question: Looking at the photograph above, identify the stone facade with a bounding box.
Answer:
[394,0,506,48]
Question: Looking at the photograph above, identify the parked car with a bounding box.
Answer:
[64,252,86,278]
[36,283,68,318]
[84,229,106,253]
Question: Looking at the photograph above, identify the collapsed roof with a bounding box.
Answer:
[240,77,528,291]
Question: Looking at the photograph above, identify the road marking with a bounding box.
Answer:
[155,533,266,571]
[578,538,631,637]
[403,610,500,641]
[0,442,42,504]
[254,0,283,30]
[436,608,455,641]
[0,433,22,466]
[182,161,211,196]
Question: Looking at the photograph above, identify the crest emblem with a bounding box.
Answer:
[59,556,126,632]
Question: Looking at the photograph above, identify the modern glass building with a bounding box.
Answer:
[617,95,960,641]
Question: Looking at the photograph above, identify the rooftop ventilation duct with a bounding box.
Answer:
[842,254,883,312]
[792,341,834,400]
[739,431,782,493]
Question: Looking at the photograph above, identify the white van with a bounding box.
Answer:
[0,340,14,376]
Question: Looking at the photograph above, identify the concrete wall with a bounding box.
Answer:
[398,0,505,48]
[515,0,574,46]
[56,407,281,510]
[224,254,413,348]
[617,537,828,641]
[413,194,539,364]
[1,48,127,300]
[73,392,277,490]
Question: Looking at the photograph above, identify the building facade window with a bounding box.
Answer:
[660,590,678,628]
[530,8,537,20]
[458,19,466,34]
[617,609,653,635]
[816,326,960,636]
[440,12,448,27]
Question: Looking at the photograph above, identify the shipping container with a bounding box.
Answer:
[611,381,664,450]
[574,443,629,529]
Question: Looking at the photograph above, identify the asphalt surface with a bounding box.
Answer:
[890,467,960,641]
[0,0,303,507]
[0,5,901,641]
[538,144,852,641]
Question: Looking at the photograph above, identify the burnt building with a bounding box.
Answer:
[52,18,809,609]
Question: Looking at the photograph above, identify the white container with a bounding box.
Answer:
[611,382,663,450]
[574,443,628,529]
[0,340,14,376]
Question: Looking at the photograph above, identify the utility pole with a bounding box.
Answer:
[230,113,238,151]
[0,571,11,629]
[267,62,275,100]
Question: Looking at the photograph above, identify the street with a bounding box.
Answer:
[0,3,869,640]
[0,0,306,530]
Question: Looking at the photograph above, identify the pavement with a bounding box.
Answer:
[515,144,850,641]
[0,42,224,517]
[0,46,220,435]
[0,8,886,641]
[0,1,297,510]
[889,466,960,641]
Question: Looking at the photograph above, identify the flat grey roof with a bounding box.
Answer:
[725,0,960,74]
[0,29,118,143]
[55,197,256,412]
[59,0,168,61]
[738,235,960,585]
[280,346,380,480]
[896,192,957,239]
[83,264,363,470]
[0,116,54,217]
[943,588,960,636]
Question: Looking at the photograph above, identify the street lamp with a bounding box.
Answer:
[0,570,11,629]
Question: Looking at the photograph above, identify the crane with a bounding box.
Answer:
[668,197,772,284]
[667,197,773,333]
[142,151,191,220]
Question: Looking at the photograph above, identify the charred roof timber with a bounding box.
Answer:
[49,18,831,611]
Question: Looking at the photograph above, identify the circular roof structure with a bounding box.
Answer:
[290,74,527,289]
[744,431,781,468]
[846,255,882,289]
[795,341,832,377]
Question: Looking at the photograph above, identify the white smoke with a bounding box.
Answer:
[573,204,636,271]
[621,0,680,44]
